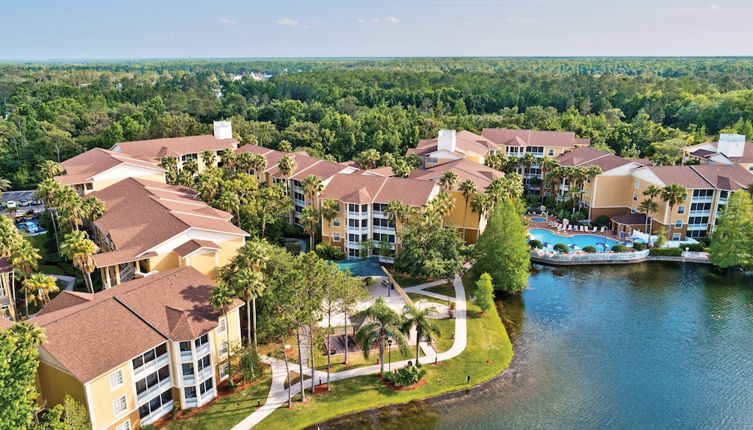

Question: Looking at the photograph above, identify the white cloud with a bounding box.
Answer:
[708,4,720,10]
[276,18,300,27]
[503,17,543,24]
[359,16,400,24]
[218,18,236,24]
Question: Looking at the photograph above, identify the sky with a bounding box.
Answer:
[1,0,752,60]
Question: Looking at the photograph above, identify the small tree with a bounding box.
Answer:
[474,273,495,314]
[710,190,753,270]
[472,199,530,293]
[0,322,44,430]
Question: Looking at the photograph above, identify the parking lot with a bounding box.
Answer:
[1,190,45,217]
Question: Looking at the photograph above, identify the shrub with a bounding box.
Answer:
[685,243,705,252]
[528,239,543,249]
[553,243,569,253]
[593,215,610,228]
[632,242,647,251]
[315,242,346,260]
[611,244,629,252]
[649,247,683,256]
[697,237,712,247]
[384,364,426,387]
[363,276,376,286]
[583,246,597,253]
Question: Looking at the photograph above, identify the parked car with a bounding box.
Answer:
[24,221,39,234]
[19,199,29,207]
[6,201,17,209]
[31,199,42,206]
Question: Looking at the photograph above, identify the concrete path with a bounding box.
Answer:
[231,274,467,429]
[51,275,76,291]
[284,238,307,253]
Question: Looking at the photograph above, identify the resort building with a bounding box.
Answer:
[319,173,440,260]
[407,129,500,168]
[54,148,166,195]
[111,121,238,172]
[408,158,505,243]
[0,257,15,321]
[31,267,242,430]
[86,177,248,288]
[684,133,753,172]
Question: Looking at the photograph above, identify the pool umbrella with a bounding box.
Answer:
[542,242,550,248]
[569,244,581,251]
[596,242,609,250]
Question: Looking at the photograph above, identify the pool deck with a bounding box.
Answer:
[526,214,625,242]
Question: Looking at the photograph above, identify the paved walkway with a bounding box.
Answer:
[230,274,468,429]
[51,275,76,291]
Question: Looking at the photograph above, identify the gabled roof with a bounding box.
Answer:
[113,135,238,160]
[697,140,753,163]
[31,267,241,383]
[407,130,499,158]
[236,144,351,181]
[481,128,590,148]
[321,173,437,206]
[557,147,645,171]
[88,177,247,267]
[174,240,221,258]
[55,148,164,186]
[639,164,753,190]
[408,158,505,191]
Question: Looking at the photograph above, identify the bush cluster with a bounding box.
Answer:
[632,242,647,251]
[382,364,426,387]
[582,246,597,253]
[553,243,569,253]
[528,239,543,249]
[611,244,630,253]
[649,247,683,256]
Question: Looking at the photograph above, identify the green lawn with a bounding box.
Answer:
[391,274,430,288]
[260,277,513,430]
[406,292,450,307]
[424,283,455,298]
[162,366,273,430]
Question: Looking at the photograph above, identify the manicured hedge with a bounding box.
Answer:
[632,242,647,251]
[611,244,630,253]
[684,243,705,252]
[529,239,543,249]
[553,243,569,253]
[583,246,597,253]
[649,247,683,256]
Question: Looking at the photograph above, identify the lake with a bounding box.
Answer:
[314,263,753,429]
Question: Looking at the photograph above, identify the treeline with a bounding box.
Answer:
[2,58,753,189]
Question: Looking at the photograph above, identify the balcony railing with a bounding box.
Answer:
[200,388,216,402]
[689,210,711,216]
[346,226,369,234]
[347,211,369,218]
[196,343,210,358]
[180,350,193,362]
[140,400,174,426]
[691,196,714,203]
[136,376,172,402]
[134,352,170,377]
[687,224,709,231]
[198,366,213,382]
[531,248,650,262]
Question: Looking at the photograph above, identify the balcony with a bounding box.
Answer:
[345,241,362,250]
[136,377,172,402]
[200,388,216,402]
[687,224,709,231]
[198,366,213,382]
[691,196,714,203]
[347,211,369,219]
[689,210,711,216]
[180,350,193,362]
[134,352,170,377]
[346,226,369,234]
[140,400,174,426]
[372,210,386,218]
[373,225,395,234]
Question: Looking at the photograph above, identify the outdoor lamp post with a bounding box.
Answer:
[387,338,393,372]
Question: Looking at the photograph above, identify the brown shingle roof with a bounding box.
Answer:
[113,135,238,159]
[611,213,648,225]
[481,128,590,148]
[408,159,504,191]
[321,173,437,206]
[88,178,246,267]
[31,267,241,383]
[174,240,221,258]
[699,141,753,163]
[557,147,639,172]
[0,257,11,275]
[643,165,753,190]
[55,148,164,186]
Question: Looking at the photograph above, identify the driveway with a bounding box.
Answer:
[1,190,45,217]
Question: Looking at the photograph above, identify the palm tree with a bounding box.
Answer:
[250,153,268,179]
[54,186,84,232]
[320,199,340,239]
[0,177,11,200]
[566,187,583,214]
[301,175,324,208]
[385,200,409,258]
[182,157,199,176]
[401,303,441,364]
[638,198,659,245]
[161,156,179,183]
[300,207,320,251]
[22,273,59,314]
[218,148,237,171]
[458,180,477,241]
[235,240,269,349]
[354,297,409,373]
[660,184,688,240]
[216,191,242,228]
[540,157,558,200]
[200,150,217,168]
[356,149,382,169]
[427,191,455,217]
[209,282,236,387]
[230,268,265,349]
[81,196,105,226]
[438,171,458,191]
[470,193,493,220]
[236,152,254,174]
[277,155,296,183]
[11,240,40,316]
[60,231,98,293]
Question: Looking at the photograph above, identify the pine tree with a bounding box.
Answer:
[472,199,530,292]
[710,190,753,270]
[474,273,495,314]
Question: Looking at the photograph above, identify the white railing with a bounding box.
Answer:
[119,263,135,283]
[691,196,713,203]
[134,352,170,377]
[531,249,650,262]
[346,226,369,234]
[686,224,708,231]
[198,366,213,381]
[348,211,369,218]
[180,350,193,362]
[137,376,172,402]
[689,210,711,216]
[372,211,386,218]
[196,343,210,358]
[140,400,174,426]
[373,225,395,234]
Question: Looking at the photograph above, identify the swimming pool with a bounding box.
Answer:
[530,217,548,223]
[528,228,626,252]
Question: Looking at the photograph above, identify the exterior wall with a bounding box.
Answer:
[184,252,219,280]
[321,199,347,249]
[443,191,483,244]
[36,361,87,411]
[87,362,138,430]
[147,252,180,273]
[589,175,635,214]
[211,307,242,382]
[216,237,245,268]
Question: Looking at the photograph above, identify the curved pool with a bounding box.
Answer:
[529,228,624,251]
[530,217,548,223]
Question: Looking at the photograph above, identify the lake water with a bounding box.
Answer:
[314,263,753,430]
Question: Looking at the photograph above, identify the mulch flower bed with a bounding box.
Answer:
[377,375,427,391]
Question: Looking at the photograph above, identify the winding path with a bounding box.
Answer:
[231,274,468,429]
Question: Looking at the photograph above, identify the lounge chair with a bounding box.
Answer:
[600,226,606,233]
[591,226,598,232]
[567,225,573,231]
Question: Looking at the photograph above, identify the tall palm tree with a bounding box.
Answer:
[230,268,265,349]
[661,184,688,240]
[22,273,58,315]
[218,148,237,171]
[0,177,12,200]
[217,191,242,228]
[182,157,199,176]
[458,180,477,241]
[354,297,409,373]
[438,171,458,191]
[250,153,268,179]
[236,152,254,174]
[0,216,20,256]
[300,207,320,251]
[236,240,269,349]
[161,156,179,183]
[54,186,84,232]
[320,199,340,240]
[401,303,441,364]
[200,150,217,168]
[81,196,105,226]
[540,157,558,200]
[277,155,297,184]
[301,175,324,208]
[60,230,98,293]
[11,240,40,316]
[638,198,659,245]
[386,200,409,258]
[209,282,236,387]
[470,193,493,220]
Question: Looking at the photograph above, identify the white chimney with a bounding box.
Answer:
[437,129,457,153]
[213,121,233,140]
[717,133,745,158]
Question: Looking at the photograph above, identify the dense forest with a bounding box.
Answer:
[2,57,753,189]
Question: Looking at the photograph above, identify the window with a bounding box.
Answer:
[195,334,209,349]
[132,344,168,373]
[219,341,228,357]
[197,355,211,372]
[348,204,359,213]
[218,318,226,333]
[634,180,640,189]
[182,363,195,376]
[333,217,340,227]
[116,421,131,430]
[692,189,714,198]
[138,389,173,419]
[548,149,555,156]
[688,216,709,225]
[719,190,729,199]
[199,377,214,395]
[180,341,192,352]
[333,232,341,241]
[675,220,682,228]
[677,205,686,215]
[633,193,638,201]
[136,365,171,397]
[220,363,230,378]
[109,370,124,390]
[184,386,197,400]
[373,203,387,212]
[672,233,681,240]
[113,396,127,416]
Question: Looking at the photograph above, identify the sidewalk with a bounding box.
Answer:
[230,274,468,429]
